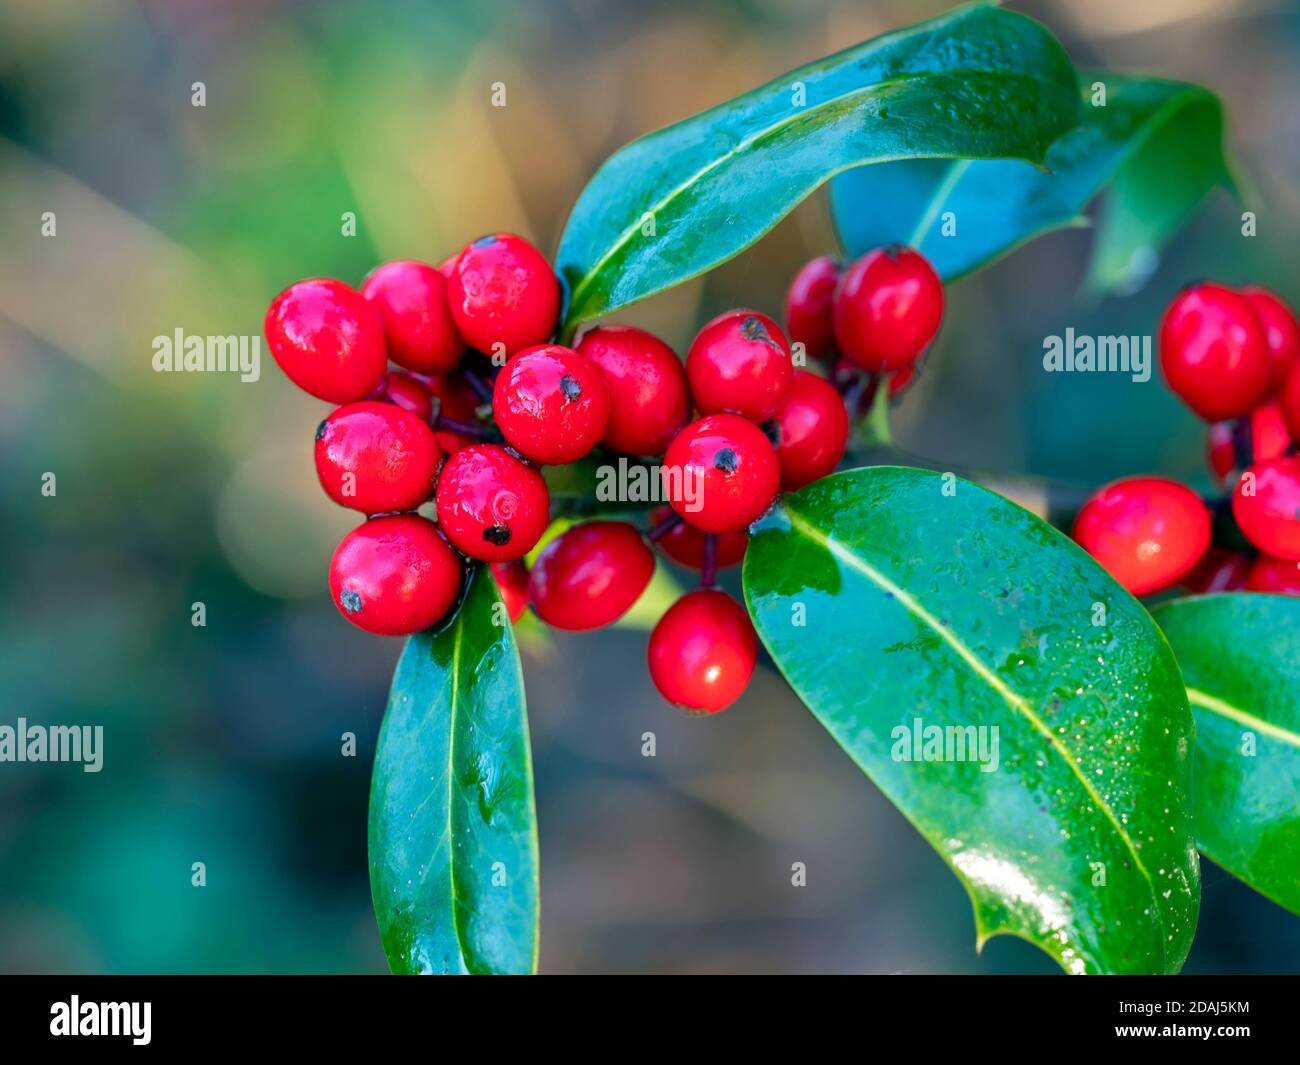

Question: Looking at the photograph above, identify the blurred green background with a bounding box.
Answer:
[1,0,1297,973]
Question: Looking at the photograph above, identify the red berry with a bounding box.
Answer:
[650,507,747,571]
[784,256,840,361]
[662,414,780,533]
[384,371,434,422]
[436,253,460,278]
[1158,282,1273,421]
[490,561,530,622]
[1183,547,1251,593]
[770,370,849,491]
[361,260,464,374]
[1232,456,1300,560]
[1073,477,1211,596]
[889,361,921,399]
[528,521,655,631]
[264,278,386,402]
[446,234,559,357]
[328,515,462,635]
[1251,400,1292,462]
[1242,286,1300,387]
[315,401,442,514]
[1206,421,1237,484]
[647,589,757,714]
[833,246,943,372]
[435,444,550,562]
[1245,555,1300,595]
[686,310,793,422]
[1281,361,1300,444]
[492,344,610,464]
[576,326,690,456]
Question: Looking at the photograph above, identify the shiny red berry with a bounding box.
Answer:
[1183,547,1251,594]
[315,401,441,514]
[784,256,840,361]
[490,561,530,622]
[647,589,757,714]
[770,370,849,491]
[650,507,747,571]
[662,414,780,534]
[1250,400,1292,462]
[528,521,655,631]
[833,246,943,372]
[1232,455,1300,561]
[264,278,386,402]
[1206,421,1237,484]
[435,444,550,562]
[1281,361,1300,444]
[447,234,559,357]
[686,310,793,422]
[1246,555,1300,595]
[384,371,434,422]
[361,260,464,374]
[1073,477,1211,596]
[329,515,462,635]
[576,326,690,456]
[1159,282,1273,421]
[1242,286,1300,387]
[492,344,610,464]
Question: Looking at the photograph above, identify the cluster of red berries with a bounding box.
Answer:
[1074,281,1300,597]
[263,236,943,713]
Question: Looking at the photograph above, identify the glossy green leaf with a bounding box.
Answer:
[742,466,1199,974]
[1152,594,1300,915]
[369,566,539,974]
[830,74,1234,292]
[556,3,1080,330]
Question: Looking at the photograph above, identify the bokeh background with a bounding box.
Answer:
[1,0,1297,974]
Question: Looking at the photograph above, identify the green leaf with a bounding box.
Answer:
[742,466,1199,974]
[1151,594,1300,915]
[556,3,1080,330]
[368,566,539,974]
[830,74,1234,293]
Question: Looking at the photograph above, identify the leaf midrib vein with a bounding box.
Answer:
[783,504,1168,965]
[1186,687,1300,750]
[566,66,1066,316]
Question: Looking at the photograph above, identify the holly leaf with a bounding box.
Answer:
[369,566,539,974]
[742,466,1199,974]
[556,2,1079,330]
[1152,594,1300,915]
[830,74,1234,294]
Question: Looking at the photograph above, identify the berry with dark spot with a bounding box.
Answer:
[492,344,611,464]
[686,309,793,422]
[662,413,780,533]
[435,444,550,562]
[315,401,442,514]
[328,515,462,635]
